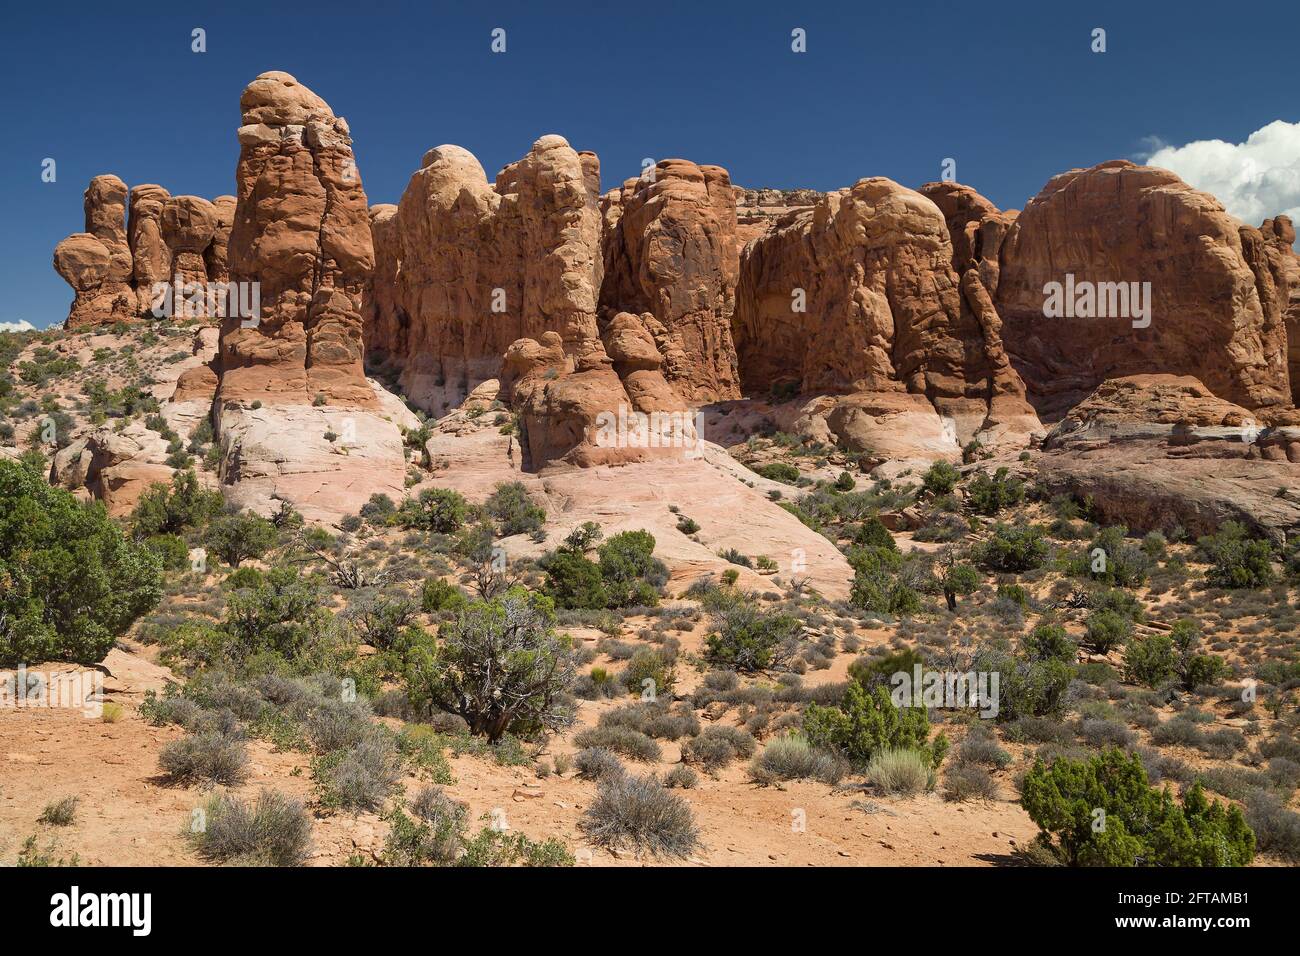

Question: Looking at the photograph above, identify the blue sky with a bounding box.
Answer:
[3,0,1297,329]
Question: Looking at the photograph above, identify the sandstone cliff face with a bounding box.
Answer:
[54,176,236,328]
[732,176,1039,459]
[996,160,1292,418]
[599,159,741,403]
[1255,215,1300,407]
[364,135,603,416]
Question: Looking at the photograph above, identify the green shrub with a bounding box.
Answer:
[144,533,191,571]
[1081,609,1132,655]
[398,488,472,533]
[359,493,396,525]
[1021,748,1254,866]
[853,516,897,551]
[937,557,980,611]
[1169,619,1229,691]
[967,467,1024,516]
[754,462,800,484]
[847,545,921,615]
[129,469,223,538]
[1198,522,1274,589]
[978,522,1047,573]
[205,511,279,568]
[1022,623,1076,663]
[597,531,668,607]
[1123,634,1176,688]
[704,599,801,672]
[403,589,574,741]
[1085,526,1153,588]
[973,648,1072,721]
[0,459,163,666]
[539,549,608,609]
[921,460,960,496]
[421,578,467,613]
[485,481,545,536]
[718,547,752,567]
[804,682,946,769]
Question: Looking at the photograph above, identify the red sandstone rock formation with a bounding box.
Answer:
[218,70,375,409]
[599,159,741,403]
[127,184,172,313]
[52,232,134,328]
[732,176,1040,460]
[55,177,239,327]
[996,161,1292,418]
[364,135,603,416]
[1255,215,1300,406]
[204,195,237,283]
[501,312,694,469]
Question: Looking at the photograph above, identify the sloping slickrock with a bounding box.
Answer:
[1036,445,1300,545]
[1043,375,1259,449]
[1036,374,1300,544]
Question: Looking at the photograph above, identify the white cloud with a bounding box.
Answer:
[1144,119,1300,228]
[0,320,35,333]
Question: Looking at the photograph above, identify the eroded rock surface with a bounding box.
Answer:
[997,161,1292,418]
[364,135,603,416]
[732,176,1040,460]
[600,159,741,402]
